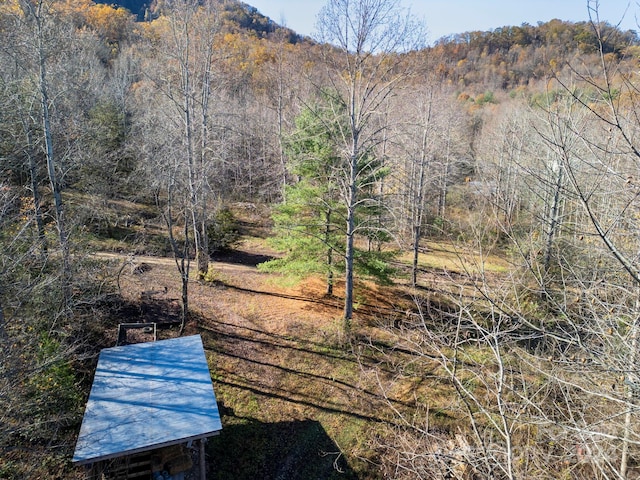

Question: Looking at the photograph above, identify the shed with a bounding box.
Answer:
[73,335,222,479]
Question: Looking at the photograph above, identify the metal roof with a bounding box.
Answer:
[72,335,222,465]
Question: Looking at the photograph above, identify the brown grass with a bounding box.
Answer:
[111,237,434,479]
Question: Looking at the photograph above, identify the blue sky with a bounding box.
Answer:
[247,0,637,43]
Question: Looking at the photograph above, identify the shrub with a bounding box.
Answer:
[207,207,240,252]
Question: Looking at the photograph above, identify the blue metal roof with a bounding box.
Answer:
[73,335,222,465]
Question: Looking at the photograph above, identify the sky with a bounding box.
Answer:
[246,0,637,43]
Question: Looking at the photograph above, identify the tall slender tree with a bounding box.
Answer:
[149,0,221,279]
[315,0,424,327]
[133,0,222,328]
[7,0,81,310]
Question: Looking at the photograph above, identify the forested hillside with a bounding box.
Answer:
[2,0,640,478]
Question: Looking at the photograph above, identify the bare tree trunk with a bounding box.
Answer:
[179,215,190,335]
[274,31,288,200]
[157,185,190,336]
[181,49,203,281]
[25,128,47,255]
[437,124,452,221]
[412,125,429,288]
[163,0,219,280]
[196,10,216,278]
[620,288,640,478]
[543,159,563,274]
[0,295,5,340]
[343,64,359,327]
[325,208,334,296]
[29,0,70,309]
[344,150,357,328]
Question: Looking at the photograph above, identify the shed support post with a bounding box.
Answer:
[86,461,101,480]
[200,438,207,479]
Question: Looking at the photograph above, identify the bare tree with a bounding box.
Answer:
[131,0,224,329]
[8,0,73,308]
[255,27,298,199]
[149,0,222,279]
[374,6,640,476]
[390,83,469,286]
[315,0,424,326]
[471,15,640,475]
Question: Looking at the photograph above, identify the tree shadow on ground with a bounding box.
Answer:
[206,411,358,480]
[199,320,413,414]
[211,249,274,267]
